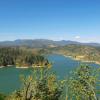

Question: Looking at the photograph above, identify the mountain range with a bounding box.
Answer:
[0,39,100,48]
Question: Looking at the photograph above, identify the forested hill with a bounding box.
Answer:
[41,44,100,64]
[0,47,50,67]
[0,39,100,65]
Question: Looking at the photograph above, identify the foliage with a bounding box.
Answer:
[46,44,100,63]
[2,65,100,100]
[67,65,100,100]
[6,68,64,100]
[0,93,6,100]
[0,47,50,67]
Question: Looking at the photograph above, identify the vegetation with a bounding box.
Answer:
[1,44,100,66]
[0,93,6,100]
[43,44,100,64]
[5,68,64,100]
[0,65,99,100]
[0,47,100,99]
[67,65,100,100]
[0,47,50,67]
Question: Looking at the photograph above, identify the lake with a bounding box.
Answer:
[0,54,100,94]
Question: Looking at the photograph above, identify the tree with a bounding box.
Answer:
[6,68,64,100]
[67,65,99,100]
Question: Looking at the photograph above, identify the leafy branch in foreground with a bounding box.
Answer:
[6,68,64,100]
[67,65,100,100]
[0,93,6,100]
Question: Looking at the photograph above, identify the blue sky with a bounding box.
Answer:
[0,0,100,42]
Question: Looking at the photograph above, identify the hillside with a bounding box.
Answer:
[42,44,100,64]
[0,39,100,64]
[0,47,50,67]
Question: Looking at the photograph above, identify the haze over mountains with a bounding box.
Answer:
[0,39,100,48]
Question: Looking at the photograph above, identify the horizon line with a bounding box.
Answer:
[0,38,99,44]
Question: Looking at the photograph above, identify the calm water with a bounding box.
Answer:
[0,54,100,94]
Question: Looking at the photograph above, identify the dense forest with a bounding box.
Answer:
[0,65,100,100]
[0,47,50,67]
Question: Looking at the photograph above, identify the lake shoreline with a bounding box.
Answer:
[0,65,46,69]
[64,55,100,65]
[0,54,100,69]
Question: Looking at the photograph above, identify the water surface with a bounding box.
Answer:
[0,54,99,94]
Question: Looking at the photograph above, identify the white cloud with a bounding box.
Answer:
[75,36,80,39]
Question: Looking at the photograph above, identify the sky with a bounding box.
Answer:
[0,0,100,43]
